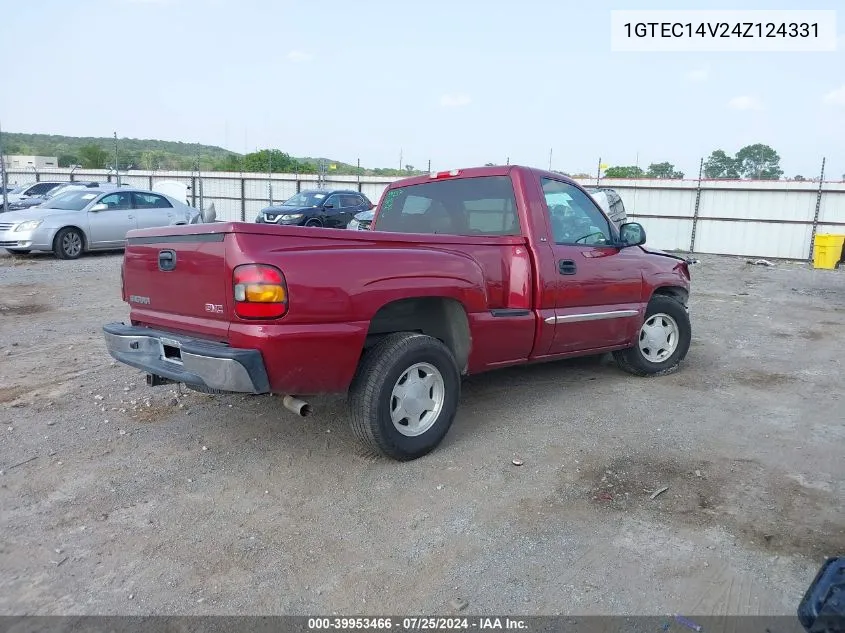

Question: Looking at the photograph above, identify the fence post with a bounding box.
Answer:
[240,178,246,221]
[149,175,154,190]
[689,157,704,253]
[190,176,196,207]
[808,157,826,261]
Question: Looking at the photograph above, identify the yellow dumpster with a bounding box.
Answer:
[813,234,845,270]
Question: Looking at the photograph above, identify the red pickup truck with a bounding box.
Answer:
[103,165,693,460]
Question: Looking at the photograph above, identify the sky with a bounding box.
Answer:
[1,0,844,179]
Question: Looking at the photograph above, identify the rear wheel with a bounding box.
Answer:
[348,332,460,461]
[53,227,84,260]
[5,249,30,255]
[613,295,691,376]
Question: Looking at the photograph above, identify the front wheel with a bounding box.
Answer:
[53,227,84,260]
[348,332,461,461]
[304,218,323,228]
[613,295,691,376]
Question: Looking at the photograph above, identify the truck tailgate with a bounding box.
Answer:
[122,231,232,341]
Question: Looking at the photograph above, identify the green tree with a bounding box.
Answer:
[646,161,684,179]
[793,175,806,181]
[140,150,169,170]
[735,143,783,180]
[78,144,109,168]
[57,153,80,168]
[570,172,592,179]
[242,149,304,173]
[604,166,645,178]
[703,150,740,179]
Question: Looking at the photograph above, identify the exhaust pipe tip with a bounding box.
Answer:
[282,395,312,417]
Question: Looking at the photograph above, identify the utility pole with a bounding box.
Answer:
[268,149,273,205]
[0,120,8,213]
[113,132,120,186]
[399,148,403,172]
[427,159,431,173]
[548,148,553,171]
[197,147,204,210]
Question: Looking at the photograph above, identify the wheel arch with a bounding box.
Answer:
[365,296,471,374]
[651,285,689,307]
[53,225,89,252]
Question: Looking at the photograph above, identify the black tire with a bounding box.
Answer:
[613,295,691,377]
[53,227,84,260]
[348,332,461,461]
[304,218,323,227]
[5,249,30,255]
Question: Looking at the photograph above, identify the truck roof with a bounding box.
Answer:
[385,165,579,189]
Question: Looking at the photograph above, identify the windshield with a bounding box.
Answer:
[282,191,327,207]
[44,184,82,199]
[8,183,34,195]
[41,190,100,211]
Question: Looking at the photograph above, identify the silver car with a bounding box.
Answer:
[0,186,202,259]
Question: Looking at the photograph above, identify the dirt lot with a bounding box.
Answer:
[0,250,842,617]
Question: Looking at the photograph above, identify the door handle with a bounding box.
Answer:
[559,259,577,275]
[158,249,177,271]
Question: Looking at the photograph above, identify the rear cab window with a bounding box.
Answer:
[374,175,520,236]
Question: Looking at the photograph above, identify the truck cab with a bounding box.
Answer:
[104,165,693,461]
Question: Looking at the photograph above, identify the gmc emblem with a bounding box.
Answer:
[204,303,224,314]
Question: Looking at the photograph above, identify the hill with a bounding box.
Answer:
[1,132,423,177]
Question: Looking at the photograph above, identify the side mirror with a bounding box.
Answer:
[618,222,646,247]
[90,203,108,212]
[323,202,334,209]
[797,557,845,632]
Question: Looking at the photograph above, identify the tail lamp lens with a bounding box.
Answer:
[233,264,288,319]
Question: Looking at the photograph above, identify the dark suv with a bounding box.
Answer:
[255,189,374,229]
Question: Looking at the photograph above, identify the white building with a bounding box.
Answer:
[2,155,59,170]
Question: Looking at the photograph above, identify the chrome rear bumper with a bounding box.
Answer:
[102,323,270,394]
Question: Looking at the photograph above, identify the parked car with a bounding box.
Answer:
[103,165,695,461]
[255,189,374,228]
[585,186,627,228]
[0,186,203,259]
[3,181,68,205]
[347,208,374,230]
[4,181,117,211]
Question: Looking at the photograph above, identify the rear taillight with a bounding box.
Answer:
[233,264,288,319]
[120,261,126,301]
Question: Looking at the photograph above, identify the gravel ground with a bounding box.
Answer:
[0,250,842,617]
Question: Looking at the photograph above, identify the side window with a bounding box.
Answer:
[28,183,58,196]
[541,178,612,246]
[324,195,341,208]
[354,195,367,207]
[133,192,172,209]
[98,192,133,210]
[339,194,357,208]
